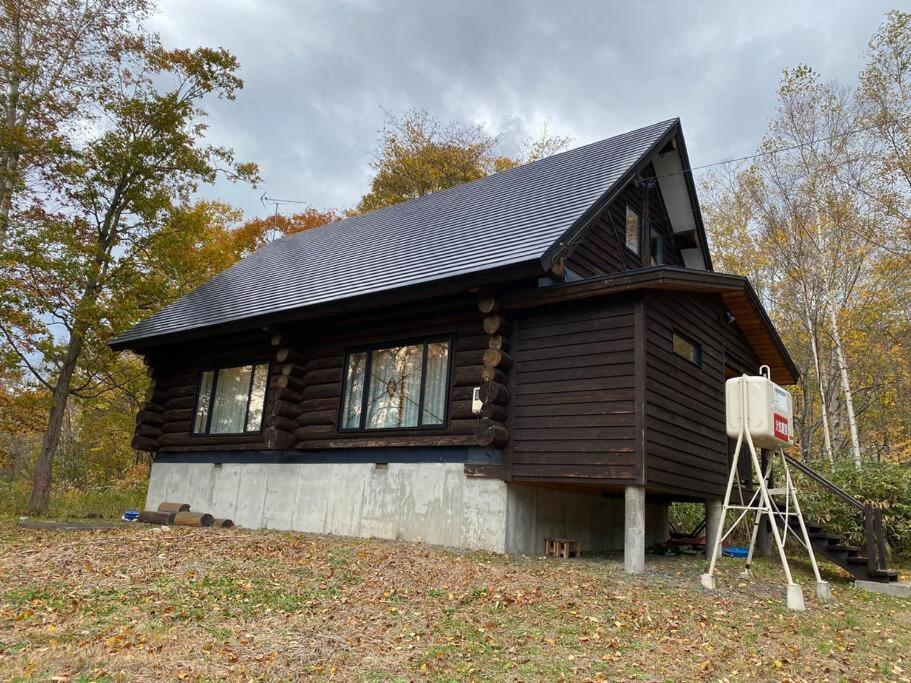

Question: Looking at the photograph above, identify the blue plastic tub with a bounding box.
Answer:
[722,546,749,559]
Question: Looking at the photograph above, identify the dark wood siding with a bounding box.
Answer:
[138,293,495,452]
[643,292,759,498]
[135,329,277,452]
[508,298,639,484]
[565,163,682,278]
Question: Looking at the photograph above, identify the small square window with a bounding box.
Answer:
[673,332,701,366]
[625,205,640,255]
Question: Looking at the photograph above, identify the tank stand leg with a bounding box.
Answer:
[786,583,805,611]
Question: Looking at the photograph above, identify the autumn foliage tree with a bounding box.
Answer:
[701,11,911,467]
[356,109,570,213]
[1,42,258,513]
[0,0,154,245]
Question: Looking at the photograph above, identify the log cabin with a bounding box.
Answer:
[111,118,799,572]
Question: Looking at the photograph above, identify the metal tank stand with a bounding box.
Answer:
[700,378,831,611]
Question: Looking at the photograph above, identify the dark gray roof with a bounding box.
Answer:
[112,118,679,349]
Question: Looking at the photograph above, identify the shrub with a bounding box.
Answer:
[669,459,911,560]
[794,459,911,560]
[0,480,147,520]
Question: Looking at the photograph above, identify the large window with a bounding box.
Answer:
[341,340,450,430]
[193,363,269,435]
[625,204,641,255]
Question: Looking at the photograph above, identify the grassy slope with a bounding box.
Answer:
[0,524,909,681]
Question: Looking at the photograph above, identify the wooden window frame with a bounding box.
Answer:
[672,330,702,367]
[191,360,272,437]
[338,336,453,433]
[624,203,642,258]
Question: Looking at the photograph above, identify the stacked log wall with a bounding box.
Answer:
[138,292,517,452]
[141,329,275,451]
[290,294,490,449]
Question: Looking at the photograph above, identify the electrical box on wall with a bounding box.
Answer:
[725,372,794,449]
[472,387,483,414]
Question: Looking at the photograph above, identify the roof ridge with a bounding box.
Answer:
[271,117,681,245]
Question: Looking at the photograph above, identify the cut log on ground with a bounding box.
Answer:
[157,501,191,513]
[212,518,235,528]
[138,510,176,525]
[173,512,214,527]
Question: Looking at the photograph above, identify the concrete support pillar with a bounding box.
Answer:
[704,497,723,560]
[624,485,646,574]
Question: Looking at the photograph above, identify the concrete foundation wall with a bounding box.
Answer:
[147,461,510,551]
[504,484,669,556]
[147,461,670,556]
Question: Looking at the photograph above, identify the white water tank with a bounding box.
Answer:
[725,370,794,449]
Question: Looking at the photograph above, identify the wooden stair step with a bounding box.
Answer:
[870,568,899,580]
[808,532,842,542]
[847,556,871,565]
[828,544,861,555]
[788,521,823,533]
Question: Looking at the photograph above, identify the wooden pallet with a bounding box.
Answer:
[545,538,581,558]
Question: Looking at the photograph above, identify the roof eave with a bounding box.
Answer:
[500,265,800,385]
[109,258,545,354]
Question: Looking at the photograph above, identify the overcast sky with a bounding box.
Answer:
[151,0,899,219]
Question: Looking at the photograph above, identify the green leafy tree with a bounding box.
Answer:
[0,0,153,245]
[1,45,258,514]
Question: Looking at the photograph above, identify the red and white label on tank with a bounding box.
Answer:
[773,413,790,442]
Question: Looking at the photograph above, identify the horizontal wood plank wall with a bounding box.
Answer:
[566,163,682,278]
[643,292,759,498]
[508,298,638,484]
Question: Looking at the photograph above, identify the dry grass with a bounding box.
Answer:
[1,522,909,681]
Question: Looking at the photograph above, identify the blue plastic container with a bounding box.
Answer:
[722,546,749,558]
[121,509,140,522]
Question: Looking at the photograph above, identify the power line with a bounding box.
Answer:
[256,114,911,212]
[644,113,911,181]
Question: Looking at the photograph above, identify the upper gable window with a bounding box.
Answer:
[341,339,450,430]
[625,204,641,255]
[673,332,702,367]
[193,363,269,435]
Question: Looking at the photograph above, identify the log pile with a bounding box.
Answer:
[134,502,233,529]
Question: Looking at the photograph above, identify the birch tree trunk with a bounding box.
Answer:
[0,4,22,242]
[827,303,863,468]
[801,296,834,464]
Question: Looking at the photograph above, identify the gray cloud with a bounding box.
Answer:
[151,0,897,217]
